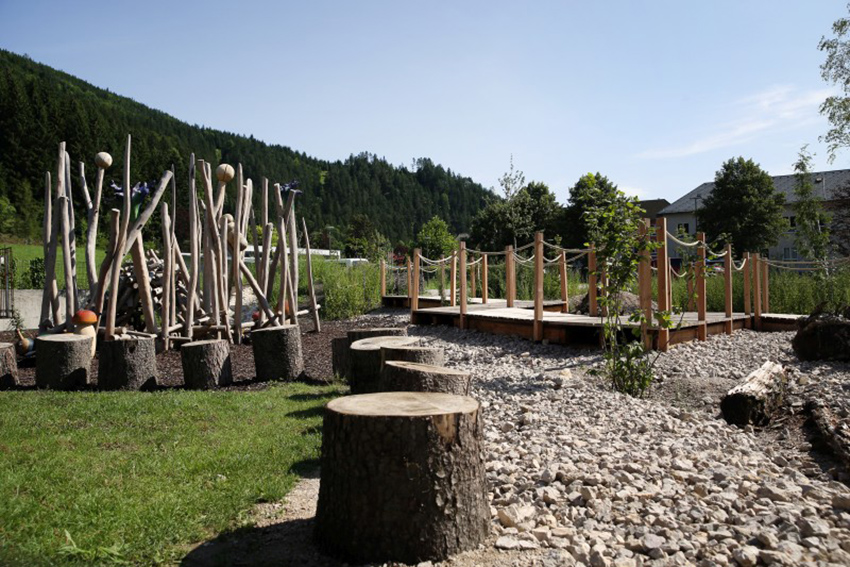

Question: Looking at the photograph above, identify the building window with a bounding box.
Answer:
[787,216,796,231]
[677,223,690,235]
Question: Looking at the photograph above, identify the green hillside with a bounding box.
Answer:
[0,49,495,245]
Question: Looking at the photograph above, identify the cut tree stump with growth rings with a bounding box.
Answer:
[0,342,18,387]
[380,344,445,368]
[250,324,304,381]
[333,327,408,380]
[721,361,786,426]
[315,392,489,564]
[97,336,157,390]
[35,334,93,389]
[380,360,470,395]
[181,339,233,389]
[349,336,418,394]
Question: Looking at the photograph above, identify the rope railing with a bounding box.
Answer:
[541,241,593,254]
[666,231,700,248]
[732,257,748,271]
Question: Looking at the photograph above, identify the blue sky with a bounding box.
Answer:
[0,1,844,205]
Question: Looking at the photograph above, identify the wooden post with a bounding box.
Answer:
[505,245,515,307]
[130,236,158,334]
[638,220,652,349]
[753,253,762,330]
[743,252,751,326]
[288,205,299,317]
[450,251,457,307]
[696,232,707,341]
[411,248,421,314]
[724,243,733,334]
[762,259,770,314]
[588,245,598,317]
[559,250,568,313]
[161,203,173,350]
[533,232,544,341]
[440,260,446,303]
[380,260,387,297]
[469,257,477,300]
[407,258,412,300]
[482,254,488,304]
[185,155,198,339]
[459,242,467,329]
[233,165,244,344]
[656,218,670,352]
[302,218,321,332]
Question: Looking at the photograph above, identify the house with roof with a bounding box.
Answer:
[658,169,850,261]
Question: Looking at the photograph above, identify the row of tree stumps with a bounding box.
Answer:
[317,328,488,564]
[28,137,315,391]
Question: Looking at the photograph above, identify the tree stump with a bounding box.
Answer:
[381,361,471,395]
[349,336,418,394]
[347,327,407,344]
[98,336,157,390]
[721,361,786,426]
[0,342,18,388]
[181,339,233,389]
[792,314,850,361]
[380,344,445,368]
[315,392,489,564]
[331,337,350,379]
[251,324,304,381]
[35,334,93,389]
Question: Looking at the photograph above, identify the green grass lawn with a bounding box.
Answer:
[2,243,107,290]
[0,383,343,566]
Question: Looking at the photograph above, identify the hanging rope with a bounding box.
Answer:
[670,266,689,279]
[666,232,700,248]
[541,241,593,254]
[732,257,748,271]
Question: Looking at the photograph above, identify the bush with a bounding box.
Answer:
[24,257,45,289]
[308,258,381,320]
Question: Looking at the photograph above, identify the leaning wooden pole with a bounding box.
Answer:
[533,232,544,342]
[724,243,733,335]
[696,232,707,341]
[302,218,321,332]
[41,171,60,325]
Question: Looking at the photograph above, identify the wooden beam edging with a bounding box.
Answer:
[411,248,421,314]
[533,232,544,341]
[588,245,598,317]
[724,243,733,335]
[459,242,467,328]
[696,231,707,341]
[655,218,670,352]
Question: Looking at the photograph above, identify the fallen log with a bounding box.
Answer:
[721,361,786,426]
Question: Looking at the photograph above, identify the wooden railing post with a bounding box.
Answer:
[380,260,387,297]
[696,232,707,341]
[533,232,544,341]
[450,251,457,307]
[411,248,420,314]
[753,253,762,330]
[724,244,733,334]
[440,260,446,303]
[459,241,467,329]
[588,245,598,317]
[743,252,751,327]
[505,245,515,307]
[638,219,652,349]
[559,250,568,313]
[469,255,476,300]
[656,218,669,352]
[762,258,770,314]
[406,258,412,300]
[482,254,488,304]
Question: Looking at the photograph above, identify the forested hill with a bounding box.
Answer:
[0,49,495,244]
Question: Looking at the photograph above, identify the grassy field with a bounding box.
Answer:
[0,383,343,566]
[1,243,107,290]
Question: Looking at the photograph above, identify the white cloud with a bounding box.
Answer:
[637,85,834,159]
[620,185,650,200]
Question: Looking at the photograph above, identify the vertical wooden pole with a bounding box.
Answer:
[450,251,457,307]
[411,248,421,314]
[638,219,652,349]
[233,165,244,344]
[505,246,515,307]
[482,254,489,304]
[656,218,670,352]
[533,232,544,341]
[559,250,568,313]
[407,258,412,299]
[288,205,299,320]
[161,203,172,350]
[743,252,751,326]
[588,245,598,317]
[696,232,707,341]
[440,260,446,303]
[186,155,198,339]
[762,259,770,314]
[724,243,733,334]
[753,253,762,330]
[302,218,321,332]
[459,242,467,329]
[469,256,476,300]
[380,260,387,297]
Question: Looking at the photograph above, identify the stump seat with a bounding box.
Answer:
[380,344,445,368]
[0,342,18,388]
[315,392,489,564]
[380,360,470,395]
[333,327,408,379]
[348,336,418,393]
[98,336,157,390]
[35,334,92,389]
[251,324,303,381]
[181,339,232,389]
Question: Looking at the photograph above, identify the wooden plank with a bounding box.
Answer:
[533,232,544,341]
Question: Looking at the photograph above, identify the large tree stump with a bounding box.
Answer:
[380,344,445,368]
[347,327,407,344]
[98,336,157,390]
[381,361,470,395]
[332,328,408,380]
[181,339,232,389]
[315,392,489,564]
[35,334,93,389]
[251,324,304,381]
[349,336,418,394]
[0,342,18,388]
[331,337,350,379]
[721,361,786,426]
